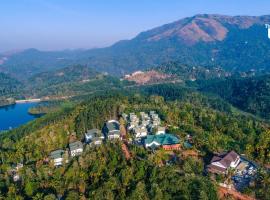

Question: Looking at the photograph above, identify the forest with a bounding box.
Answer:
[0,87,269,199]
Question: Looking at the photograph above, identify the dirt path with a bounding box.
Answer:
[218,186,255,200]
[121,143,131,160]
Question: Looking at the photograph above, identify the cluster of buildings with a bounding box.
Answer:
[50,111,182,166]
[50,120,121,167]
[123,111,181,150]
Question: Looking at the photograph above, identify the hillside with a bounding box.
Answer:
[0,90,269,199]
[1,14,270,77]
[155,61,231,81]
[198,75,270,119]
[0,73,22,106]
[0,73,21,96]
[0,65,132,102]
[25,65,131,98]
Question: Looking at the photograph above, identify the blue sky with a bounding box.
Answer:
[0,0,269,52]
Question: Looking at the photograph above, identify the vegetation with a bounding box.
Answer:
[198,75,270,119]
[0,89,269,199]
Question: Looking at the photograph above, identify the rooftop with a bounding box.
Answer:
[50,149,65,159]
[106,120,120,132]
[86,129,102,137]
[145,134,180,145]
[69,141,83,151]
[211,150,239,168]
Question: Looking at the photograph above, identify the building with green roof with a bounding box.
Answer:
[144,134,180,150]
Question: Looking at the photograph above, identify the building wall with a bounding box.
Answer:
[162,144,180,150]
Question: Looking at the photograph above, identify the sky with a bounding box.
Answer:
[0,0,269,52]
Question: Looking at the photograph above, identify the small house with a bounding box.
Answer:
[134,126,148,138]
[50,149,66,166]
[69,141,83,157]
[85,129,104,145]
[156,126,166,135]
[103,120,121,140]
[121,113,128,121]
[128,121,139,130]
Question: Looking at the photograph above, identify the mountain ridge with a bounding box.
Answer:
[1,14,270,77]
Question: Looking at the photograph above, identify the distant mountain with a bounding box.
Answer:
[88,14,270,75]
[1,14,270,77]
[0,49,86,79]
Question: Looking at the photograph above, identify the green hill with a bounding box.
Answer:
[0,90,269,199]
[199,75,270,119]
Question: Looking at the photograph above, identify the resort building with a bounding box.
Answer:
[144,134,180,150]
[134,126,148,138]
[50,149,66,166]
[207,151,241,174]
[69,141,84,157]
[85,129,104,145]
[103,120,121,140]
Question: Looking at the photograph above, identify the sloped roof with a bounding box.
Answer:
[106,120,120,132]
[145,134,180,145]
[50,149,65,159]
[207,164,227,174]
[211,150,239,168]
[69,141,83,151]
[86,129,102,137]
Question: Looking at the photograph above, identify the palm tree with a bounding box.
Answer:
[225,168,235,187]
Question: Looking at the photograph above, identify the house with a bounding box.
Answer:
[134,126,148,138]
[85,129,104,145]
[50,149,66,166]
[121,113,128,121]
[69,141,83,157]
[128,113,139,130]
[151,113,161,127]
[156,126,166,135]
[140,112,150,120]
[141,119,150,127]
[103,120,121,140]
[130,113,139,122]
[144,134,180,150]
[128,121,139,130]
[207,151,241,174]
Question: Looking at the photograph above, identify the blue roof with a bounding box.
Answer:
[144,134,180,145]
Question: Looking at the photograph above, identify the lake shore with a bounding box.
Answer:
[0,102,41,131]
[15,98,41,103]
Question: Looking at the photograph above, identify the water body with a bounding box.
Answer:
[0,102,40,131]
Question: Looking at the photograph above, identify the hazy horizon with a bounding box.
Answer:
[1,0,269,52]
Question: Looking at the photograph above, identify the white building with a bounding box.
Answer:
[69,141,84,157]
[134,126,148,138]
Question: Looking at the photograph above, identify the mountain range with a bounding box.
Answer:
[0,14,270,79]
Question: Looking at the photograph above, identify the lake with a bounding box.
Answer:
[0,102,40,131]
